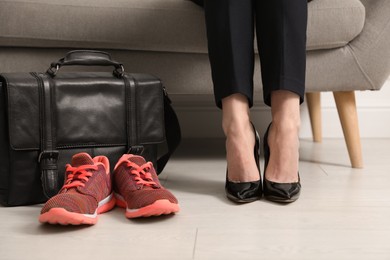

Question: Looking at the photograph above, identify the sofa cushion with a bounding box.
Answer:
[307,0,365,50]
[0,0,365,53]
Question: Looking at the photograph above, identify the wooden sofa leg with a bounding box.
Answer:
[306,92,322,142]
[333,91,364,168]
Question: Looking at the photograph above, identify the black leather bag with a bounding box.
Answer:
[0,50,181,206]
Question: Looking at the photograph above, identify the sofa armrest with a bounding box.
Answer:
[349,0,390,90]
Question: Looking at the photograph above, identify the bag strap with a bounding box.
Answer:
[123,74,181,174]
[157,89,181,174]
[33,73,60,199]
[123,75,144,154]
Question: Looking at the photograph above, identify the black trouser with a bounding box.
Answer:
[204,0,308,108]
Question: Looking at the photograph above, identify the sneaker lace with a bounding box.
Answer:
[127,161,158,188]
[63,164,98,189]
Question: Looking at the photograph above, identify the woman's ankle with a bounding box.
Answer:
[223,117,252,138]
[221,93,252,137]
[271,118,300,136]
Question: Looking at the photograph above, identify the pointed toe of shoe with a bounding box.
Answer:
[263,179,301,203]
[225,181,262,203]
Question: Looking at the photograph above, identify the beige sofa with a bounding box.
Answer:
[0,0,389,168]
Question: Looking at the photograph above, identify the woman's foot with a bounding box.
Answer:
[225,120,260,182]
[265,90,301,183]
[263,122,301,203]
[264,121,299,183]
[225,121,262,203]
[222,94,260,183]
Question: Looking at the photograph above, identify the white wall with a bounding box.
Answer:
[173,77,390,139]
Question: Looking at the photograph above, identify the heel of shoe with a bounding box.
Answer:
[97,193,116,214]
[114,193,128,209]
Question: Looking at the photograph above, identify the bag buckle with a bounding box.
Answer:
[127,146,144,155]
[46,65,60,77]
[38,150,60,163]
[113,64,125,78]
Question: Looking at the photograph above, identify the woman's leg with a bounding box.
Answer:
[255,0,308,182]
[204,0,260,182]
[204,0,255,109]
[267,91,300,182]
[221,94,259,182]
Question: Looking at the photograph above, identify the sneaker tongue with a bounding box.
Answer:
[125,154,147,166]
[71,153,94,167]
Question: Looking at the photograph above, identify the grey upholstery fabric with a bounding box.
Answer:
[351,0,390,91]
[0,0,389,98]
[306,0,365,50]
[306,0,390,93]
[0,0,365,53]
[0,0,207,53]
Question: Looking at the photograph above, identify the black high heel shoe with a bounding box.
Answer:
[263,123,301,203]
[225,122,262,203]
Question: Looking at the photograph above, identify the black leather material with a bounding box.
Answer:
[157,94,181,173]
[47,50,124,77]
[0,81,10,204]
[36,73,60,199]
[263,176,301,202]
[5,73,164,150]
[0,50,180,206]
[263,123,301,203]
[226,179,262,202]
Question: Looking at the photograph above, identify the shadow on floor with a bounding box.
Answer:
[171,138,225,159]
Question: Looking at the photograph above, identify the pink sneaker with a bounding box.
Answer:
[39,153,116,225]
[114,154,179,218]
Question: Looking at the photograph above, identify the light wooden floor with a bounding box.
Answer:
[1,138,390,260]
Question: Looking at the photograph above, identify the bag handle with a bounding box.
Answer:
[46,50,125,78]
